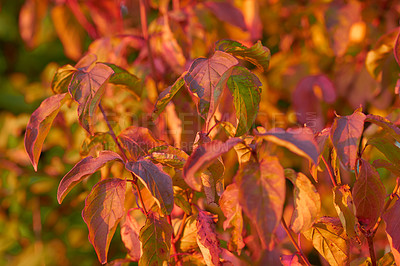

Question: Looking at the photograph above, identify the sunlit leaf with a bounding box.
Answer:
[373,159,400,177]
[280,254,302,266]
[139,211,172,266]
[236,157,285,249]
[149,145,189,168]
[287,172,321,233]
[183,138,242,191]
[367,134,400,166]
[25,93,69,171]
[330,108,366,170]
[82,178,126,264]
[333,185,357,238]
[120,209,142,261]
[215,39,271,72]
[204,1,247,31]
[125,159,174,215]
[173,187,192,215]
[196,210,220,266]
[80,132,117,157]
[68,62,114,134]
[303,216,349,266]
[184,51,238,118]
[365,114,400,143]
[175,215,198,252]
[102,63,142,96]
[51,64,77,94]
[19,0,48,49]
[383,199,400,265]
[353,159,386,230]
[219,183,244,254]
[153,73,186,119]
[57,151,123,203]
[255,127,319,165]
[378,252,396,266]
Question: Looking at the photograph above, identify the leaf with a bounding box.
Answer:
[378,252,396,266]
[184,51,238,118]
[287,172,321,234]
[175,215,198,252]
[125,159,174,215]
[68,62,114,134]
[80,132,117,157]
[82,178,126,264]
[333,185,357,238]
[203,1,247,31]
[118,126,162,161]
[196,210,220,266]
[280,254,302,266]
[139,211,172,266]
[330,108,366,170]
[367,134,400,166]
[373,159,400,177]
[102,63,142,96]
[226,67,261,136]
[51,64,77,94]
[353,159,386,230]
[365,114,400,143]
[183,138,242,191]
[255,127,319,165]
[149,145,189,168]
[173,187,192,215]
[303,216,349,266]
[19,0,48,49]
[153,73,186,119]
[219,183,244,254]
[120,209,141,261]
[25,93,69,171]
[236,157,285,249]
[383,199,400,265]
[215,39,271,72]
[395,29,400,67]
[57,151,123,203]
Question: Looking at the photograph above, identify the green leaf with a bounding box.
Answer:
[330,108,366,170]
[365,114,400,143]
[333,185,357,239]
[236,157,285,249]
[51,64,76,94]
[367,134,400,166]
[287,172,321,233]
[303,216,349,266]
[196,210,220,266]
[102,63,142,96]
[226,66,261,136]
[373,159,400,176]
[149,145,189,168]
[175,215,198,252]
[173,187,192,215]
[153,73,186,119]
[383,199,400,265]
[255,127,319,165]
[80,132,117,157]
[82,178,126,264]
[139,211,172,266]
[24,93,69,171]
[378,252,396,266]
[353,159,386,230]
[215,39,271,72]
[125,159,174,215]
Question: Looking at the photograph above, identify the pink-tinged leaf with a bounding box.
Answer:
[139,211,172,266]
[25,93,68,171]
[383,199,400,265]
[333,185,357,238]
[197,210,221,266]
[120,209,142,261]
[255,127,319,165]
[352,159,386,230]
[280,254,302,266]
[183,138,242,191]
[68,62,114,134]
[57,151,123,203]
[236,157,285,249]
[125,159,174,215]
[203,1,247,31]
[315,127,331,155]
[365,114,400,143]
[373,159,400,177]
[395,29,400,67]
[82,178,126,264]
[118,126,163,161]
[287,172,321,233]
[148,145,189,169]
[51,64,77,94]
[219,183,245,254]
[330,109,366,170]
[184,51,238,118]
[293,75,336,131]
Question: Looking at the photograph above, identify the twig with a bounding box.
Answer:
[366,233,377,266]
[173,213,188,243]
[167,215,182,265]
[281,218,311,266]
[321,155,338,187]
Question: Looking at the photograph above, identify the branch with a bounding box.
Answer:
[321,155,338,187]
[281,218,311,266]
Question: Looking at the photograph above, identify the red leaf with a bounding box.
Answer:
[125,159,174,215]
[236,157,285,249]
[395,29,400,67]
[183,138,242,191]
[25,93,68,171]
[203,1,247,31]
[365,114,400,143]
[197,210,221,266]
[57,151,123,203]
[255,127,319,165]
[68,61,114,134]
[383,199,400,265]
[352,159,386,230]
[120,209,142,261]
[330,108,366,170]
[82,178,126,264]
[280,254,302,266]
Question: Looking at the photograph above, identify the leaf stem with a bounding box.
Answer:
[321,155,338,187]
[173,212,188,243]
[366,234,377,266]
[134,181,148,215]
[281,218,311,266]
[167,215,182,265]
